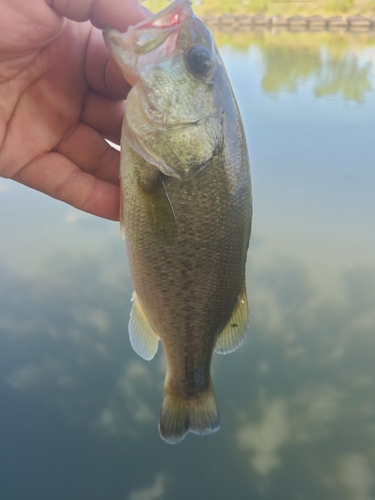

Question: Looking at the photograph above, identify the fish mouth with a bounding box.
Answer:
[103,0,194,81]
[129,0,193,58]
[137,0,193,31]
[104,0,193,49]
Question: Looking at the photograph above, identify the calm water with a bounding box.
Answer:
[1,31,375,500]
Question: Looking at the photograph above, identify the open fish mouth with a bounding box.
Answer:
[103,0,194,75]
[137,0,192,31]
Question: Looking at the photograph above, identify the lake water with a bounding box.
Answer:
[1,30,375,500]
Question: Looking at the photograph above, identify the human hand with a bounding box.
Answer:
[0,0,148,220]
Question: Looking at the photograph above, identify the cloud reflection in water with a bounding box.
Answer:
[1,30,375,500]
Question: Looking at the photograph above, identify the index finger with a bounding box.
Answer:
[46,0,147,30]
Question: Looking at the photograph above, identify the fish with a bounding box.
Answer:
[103,0,252,443]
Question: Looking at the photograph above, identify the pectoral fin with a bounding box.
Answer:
[140,174,178,245]
[214,285,249,354]
[129,293,159,360]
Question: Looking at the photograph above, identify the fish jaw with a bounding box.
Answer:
[103,0,193,82]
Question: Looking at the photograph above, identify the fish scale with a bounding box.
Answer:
[104,0,252,443]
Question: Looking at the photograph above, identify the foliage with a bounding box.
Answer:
[213,30,374,102]
[324,0,354,13]
[143,0,375,16]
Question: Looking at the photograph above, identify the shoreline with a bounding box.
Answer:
[200,14,375,32]
[143,0,375,19]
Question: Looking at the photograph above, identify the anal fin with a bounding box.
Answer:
[129,292,159,360]
[214,284,249,355]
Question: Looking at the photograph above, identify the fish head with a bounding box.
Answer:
[103,0,223,180]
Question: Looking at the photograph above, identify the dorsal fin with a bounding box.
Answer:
[214,284,249,354]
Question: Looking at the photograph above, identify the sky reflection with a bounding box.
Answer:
[0,32,375,500]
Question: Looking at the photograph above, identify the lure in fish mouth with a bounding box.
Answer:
[103,0,252,443]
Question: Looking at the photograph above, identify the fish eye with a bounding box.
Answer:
[186,44,215,77]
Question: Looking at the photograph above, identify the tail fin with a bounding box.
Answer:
[158,381,220,444]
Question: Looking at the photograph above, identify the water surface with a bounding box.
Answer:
[1,31,375,500]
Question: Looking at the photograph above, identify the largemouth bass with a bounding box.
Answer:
[103,0,252,443]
